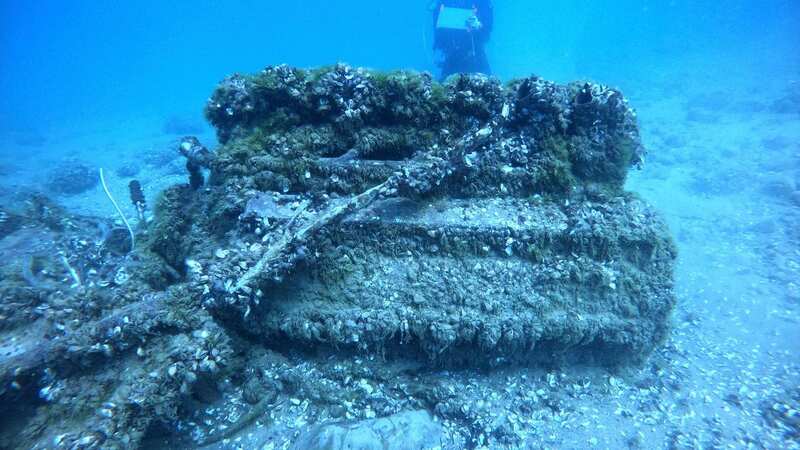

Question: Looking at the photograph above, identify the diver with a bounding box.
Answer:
[431,0,494,81]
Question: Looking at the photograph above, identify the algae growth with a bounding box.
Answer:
[0,65,674,449]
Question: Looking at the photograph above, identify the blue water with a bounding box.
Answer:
[2,0,797,138]
[1,1,799,448]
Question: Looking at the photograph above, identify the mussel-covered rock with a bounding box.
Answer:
[198,64,674,367]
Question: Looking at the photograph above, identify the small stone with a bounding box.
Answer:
[477,126,492,137]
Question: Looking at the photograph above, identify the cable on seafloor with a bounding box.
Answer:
[100,167,135,253]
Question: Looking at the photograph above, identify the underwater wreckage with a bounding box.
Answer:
[0,64,675,448]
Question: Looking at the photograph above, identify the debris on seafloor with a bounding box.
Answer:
[128,180,147,221]
[0,64,679,449]
[201,65,672,367]
[100,168,136,252]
